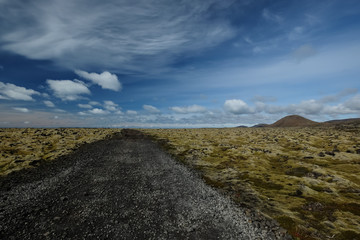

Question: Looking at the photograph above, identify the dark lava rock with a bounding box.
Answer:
[318,152,325,157]
[325,151,335,156]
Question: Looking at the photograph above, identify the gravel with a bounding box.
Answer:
[0,129,292,239]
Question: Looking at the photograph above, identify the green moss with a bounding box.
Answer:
[338,202,360,216]
[202,175,225,188]
[248,177,284,190]
[275,215,297,231]
[337,230,360,240]
[285,167,311,177]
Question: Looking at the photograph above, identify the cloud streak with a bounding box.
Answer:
[13,107,29,113]
[170,105,207,114]
[143,104,160,114]
[0,0,236,73]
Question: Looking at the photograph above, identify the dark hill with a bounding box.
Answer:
[324,118,360,126]
[252,123,269,128]
[269,115,319,127]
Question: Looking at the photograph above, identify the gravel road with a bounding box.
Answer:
[0,129,291,239]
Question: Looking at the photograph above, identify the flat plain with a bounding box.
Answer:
[1,126,359,239]
[0,128,121,176]
[142,126,360,240]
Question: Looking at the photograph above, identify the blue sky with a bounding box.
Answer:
[0,0,359,128]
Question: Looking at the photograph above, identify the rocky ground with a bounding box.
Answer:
[0,129,291,239]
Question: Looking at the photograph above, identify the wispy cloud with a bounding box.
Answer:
[170,104,207,114]
[43,100,55,107]
[126,110,137,115]
[78,103,92,109]
[262,9,283,23]
[0,0,236,73]
[47,79,90,101]
[13,107,29,113]
[292,44,316,63]
[143,104,160,114]
[0,81,40,101]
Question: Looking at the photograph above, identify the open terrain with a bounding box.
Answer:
[0,130,289,239]
[142,125,360,240]
[0,128,121,176]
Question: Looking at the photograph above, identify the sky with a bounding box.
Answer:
[0,0,360,128]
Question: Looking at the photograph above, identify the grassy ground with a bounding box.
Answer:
[142,127,360,240]
[0,128,121,176]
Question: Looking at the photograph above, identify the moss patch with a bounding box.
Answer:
[0,128,121,176]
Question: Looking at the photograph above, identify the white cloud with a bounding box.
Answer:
[47,79,90,101]
[224,99,253,114]
[88,108,108,114]
[344,94,360,110]
[288,99,324,115]
[78,102,121,115]
[170,104,207,114]
[78,111,87,116]
[75,70,122,91]
[0,81,40,101]
[126,110,137,115]
[43,100,55,107]
[322,105,356,115]
[143,104,160,113]
[103,100,119,111]
[78,103,92,109]
[13,107,29,113]
[262,9,283,23]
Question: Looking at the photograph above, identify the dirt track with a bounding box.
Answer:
[0,129,290,239]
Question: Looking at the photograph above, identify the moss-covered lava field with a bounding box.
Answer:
[0,128,121,176]
[142,127,360,240]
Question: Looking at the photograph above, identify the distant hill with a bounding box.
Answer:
[324,118,360,126]
[252,123,269,128]
[269,115,319,128]
[244,115,360,129]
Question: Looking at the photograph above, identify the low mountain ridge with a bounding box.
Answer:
[269,115,319,127]
[250,115,360,128]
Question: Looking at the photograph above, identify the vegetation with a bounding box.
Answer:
[0,128,121,176]
[142,127,360,240]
